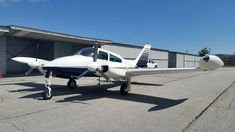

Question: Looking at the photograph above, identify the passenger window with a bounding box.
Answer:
[110,54,122,63]
[97,51,108,60]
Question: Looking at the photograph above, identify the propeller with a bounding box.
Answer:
[87,44,110,81]
[25,43,45,75]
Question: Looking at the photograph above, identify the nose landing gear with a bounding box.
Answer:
[42,71,53,100]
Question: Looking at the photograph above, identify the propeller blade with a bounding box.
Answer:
[97,70,110,81]
[36,43,39,61]
[37,67,45,75]
[25,68,34,75]
[93,45,98,62]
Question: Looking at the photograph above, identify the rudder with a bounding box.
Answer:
[134,44,151,68]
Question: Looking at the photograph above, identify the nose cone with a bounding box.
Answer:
[199,55,224,71]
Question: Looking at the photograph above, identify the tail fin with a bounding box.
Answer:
[134,44,151,67]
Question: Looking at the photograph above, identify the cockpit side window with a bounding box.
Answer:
[110,54,122,63]
[97,51,108,60]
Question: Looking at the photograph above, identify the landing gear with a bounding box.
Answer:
[67,79,77,89]
[120,77,131,95]
[42,87,52,100]
[120,83,128,95]
[42,71,53,100]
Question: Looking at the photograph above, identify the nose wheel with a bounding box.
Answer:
[42,87,52,100]
[42,71,53,100]
[67,79,77,89]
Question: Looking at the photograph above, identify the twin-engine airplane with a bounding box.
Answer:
[12,44,224,100]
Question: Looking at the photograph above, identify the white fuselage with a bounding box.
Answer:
[43,48,137,80]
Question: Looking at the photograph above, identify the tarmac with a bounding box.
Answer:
[0,67,234,132]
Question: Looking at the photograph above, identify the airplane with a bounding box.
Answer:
[11,44,224,100]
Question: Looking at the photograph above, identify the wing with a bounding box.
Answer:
[126,67,199,77]
[11,57,50,75]
[126,54,224,77]
[11,57,50,65]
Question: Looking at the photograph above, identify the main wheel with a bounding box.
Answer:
[67,79,77,89]
[42,89,52,100]
[120,83,128,95]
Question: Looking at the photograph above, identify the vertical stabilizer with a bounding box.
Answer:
[134,44,151,67]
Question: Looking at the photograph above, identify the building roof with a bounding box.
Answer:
[112,42,169,52]
[169,51,199,56]
[0,27,9,36]
[1,25,112,45]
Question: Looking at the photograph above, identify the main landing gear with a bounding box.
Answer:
[120,77,131,95]
[67,79,77,89]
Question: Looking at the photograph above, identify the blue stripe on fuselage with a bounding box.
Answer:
[43,67,96,77]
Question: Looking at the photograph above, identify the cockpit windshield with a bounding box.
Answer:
[74,47,93,57]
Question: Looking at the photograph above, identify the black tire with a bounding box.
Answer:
[67,79,77,89]
[120,83,128,95]
[42,89,52,100]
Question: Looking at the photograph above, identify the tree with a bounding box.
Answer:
[198,47,210,56]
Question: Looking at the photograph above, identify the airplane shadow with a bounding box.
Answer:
[131,81,163,86]
[8,82,188,112]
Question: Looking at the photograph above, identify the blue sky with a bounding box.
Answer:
[0,0,235,54]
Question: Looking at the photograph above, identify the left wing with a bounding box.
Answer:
[126,55,224,77]
[126,67,198,77]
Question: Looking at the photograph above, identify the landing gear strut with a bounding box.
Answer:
[42,71,53,100]
[67,79,77,89]
[120,77,131,95]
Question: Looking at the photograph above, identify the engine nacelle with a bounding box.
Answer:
[106,68,126,80]
[28,61,40,69]
[199,55,224,71]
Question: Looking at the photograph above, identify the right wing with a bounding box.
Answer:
[12,57,50,66]
[11,57,50,75]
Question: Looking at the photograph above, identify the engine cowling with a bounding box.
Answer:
[87,62,109,73]
[199,55,224,71]
[27,61,41,69]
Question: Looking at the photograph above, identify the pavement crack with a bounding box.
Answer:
[181,81,235,132]
[3,121,26,132]
[0,106,58,121]
[228,99,234,110]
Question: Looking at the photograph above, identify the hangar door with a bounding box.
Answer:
[6,37,54,74]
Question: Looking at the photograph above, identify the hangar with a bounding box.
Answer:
[0,25,111,75]
[0,25,200,75]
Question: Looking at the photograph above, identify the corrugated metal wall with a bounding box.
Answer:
[176,54,184,68]
[54,41,87,58]
[5,37,55,74]
[102,44,169,68]
[150,50,168,68]
[6,37,37,73]
[0,35,6,74]
[176,53,200,68]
